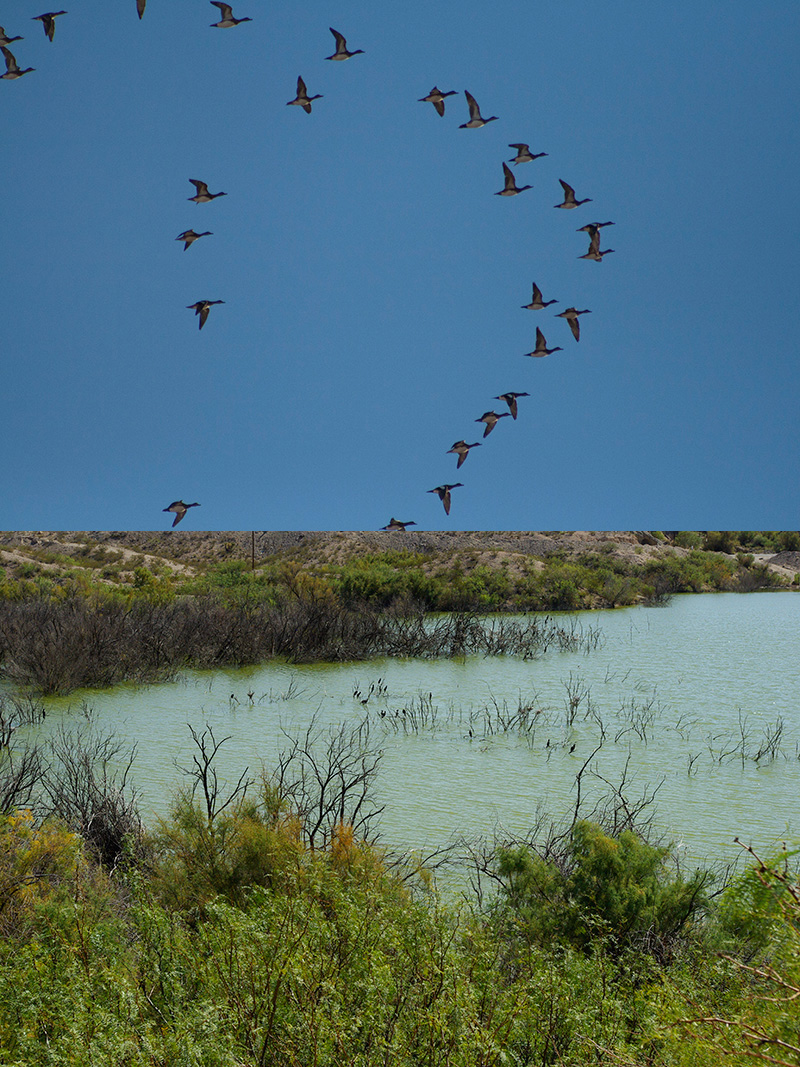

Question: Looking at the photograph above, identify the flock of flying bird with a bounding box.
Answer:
[4,2,616,532]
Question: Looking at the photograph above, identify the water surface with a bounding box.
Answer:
[36,593,800,866]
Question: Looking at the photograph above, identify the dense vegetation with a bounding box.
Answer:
[0,705,797,1067]
[0,531,795,695]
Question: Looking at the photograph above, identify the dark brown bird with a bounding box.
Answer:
[556,307,591,342]
[325,27,363,60]
[508,143,547,165]
[1,46,34,78]
[287,75,322,113]
[418,85,457,117]
[522,282,557,311]
[427,484,463,516]
[524,328,563,358]
[447,440,482,468]
[163,501,200,527]
[0,25,24,45]
[459,90,498,128]
[32,11,66,42]
[381,518,417,531]
[188,179,227,204]
[493,392,529,420]
[210,2,252,27]
[475,410,511,437]
[554,179,592,209]
[187,299,224,329]
[496,162,532,197]
[176,230,212,251]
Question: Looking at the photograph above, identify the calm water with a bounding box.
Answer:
[33,593,800,866]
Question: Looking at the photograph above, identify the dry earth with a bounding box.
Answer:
[0,530,795,581]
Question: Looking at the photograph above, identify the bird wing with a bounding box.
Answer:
[531,282,543,302]
[189,179,209,195]
[297,75,307,95]
[137,0,146,17]
[569,318,580,341]
[502,162,515,189]
[199,305,210,329]
[433,98,445,116]
[211,3,234,18]
[329,27,346,50]
[1,46,19,72]
[464,90,480,119]
[559,179,574,197]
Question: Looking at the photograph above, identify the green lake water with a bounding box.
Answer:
[34,592,800,867]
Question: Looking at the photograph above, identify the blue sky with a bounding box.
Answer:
[3,1,798,532]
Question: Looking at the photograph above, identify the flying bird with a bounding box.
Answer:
[521,283,557,310]
[493,392,529,420]
[459,90,498,128]
[0,26,23,45]
[577,221,614,241]
[427,484,463,516]
[176,229,213,250]
[508,143,547,165]
[163,501,200,528]
[447,440,482,468]
[556,307,591,342]
[475,411,511,437]
[136,0,146,18]
[325,27,363,60]
[287,75,322,113]
[496,162,532,196]
[525,328,563,358]
[188,179,227,204]
[554,179,592,209]
[579,230,615,261]
[187,299,224,329]
[418,85,457,117]
[32,11,66,42]
[209,2,251,27]
[381,518,417,532]
[1,46,34,78]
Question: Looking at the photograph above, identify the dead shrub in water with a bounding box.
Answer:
[0,598,602,695]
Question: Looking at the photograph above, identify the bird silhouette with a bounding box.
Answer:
[187,300,224,329]
[554,179,592,209]
[418,85,457,117]
[577,221,614,241]
[579,231,615,261]
[524,327,563,358]
[447,440,482,468]
[556,307,591,342]
[188,179,227,204]
[493,392,530,420]
[1,46,34,78]
[475,411,511,437]
[176,230,212,251]
[381,518,417,531]
[163,501,200,527]
[209,3,251,28]
[32,12,66,42]
[325,27,363,60]
[287,76,322,113]
[427,484,463,516]
[459,90,498,128]
[508,143,547,165]
[521,283,558,310]
[0,26,23,45]
[496,162,532,196]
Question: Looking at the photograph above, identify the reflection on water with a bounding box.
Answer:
[30,593,800,865]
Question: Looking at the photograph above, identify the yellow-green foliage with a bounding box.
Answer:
[0,810,82,937]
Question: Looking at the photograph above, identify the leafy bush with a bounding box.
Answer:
[496,820,711,961]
